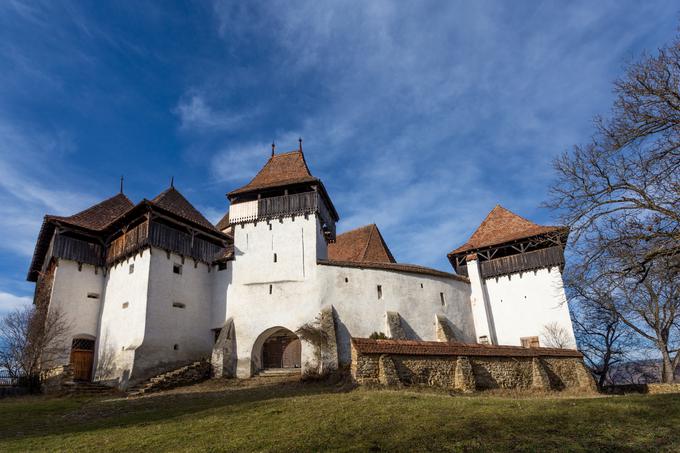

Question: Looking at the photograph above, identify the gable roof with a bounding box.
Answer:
[449,205,565,256]
[228,150,319,196]
[27,193,134,282]
[328,224,396,263]
[215,211,230,231]
[48,193,134,231]
[150,187,218,233]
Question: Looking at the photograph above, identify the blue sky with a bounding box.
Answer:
[0,1,678,314]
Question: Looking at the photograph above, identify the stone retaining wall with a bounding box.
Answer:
[351,338,595,392]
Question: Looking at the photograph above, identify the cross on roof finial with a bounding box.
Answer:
[170,176,174,188]
[271,141,275,157]
[120,175,124,194]
[298,137,303,152]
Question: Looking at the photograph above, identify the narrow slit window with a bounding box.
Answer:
[173,263,182,275]
[273,253,277,263]
[122,302,129,309]
[345,277,349,283]
[129,263,134,274]
[172,302,186,309]
[440,292,445,306]
[173,344,179,350]
[269,284,273,295]
[377,285,383,300]
[87,292,100,299]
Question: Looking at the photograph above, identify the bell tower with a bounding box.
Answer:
[448,205,575,348]
[226,143,339,283]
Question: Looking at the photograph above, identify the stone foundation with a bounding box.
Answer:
[351,338,595,392]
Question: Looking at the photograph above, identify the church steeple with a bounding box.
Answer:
[226,142,339,240]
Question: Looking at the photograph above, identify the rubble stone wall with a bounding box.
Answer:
[351,338,595,392]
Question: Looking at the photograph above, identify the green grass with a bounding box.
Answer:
[0,378,678,452]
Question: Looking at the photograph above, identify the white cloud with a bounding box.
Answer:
[197,1,677,270]
[175,94,258,132]
[0,291,32,314]
[0,118,98,257]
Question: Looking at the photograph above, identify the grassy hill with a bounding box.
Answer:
[1,377,678,452]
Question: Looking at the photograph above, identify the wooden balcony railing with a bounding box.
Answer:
[52,234,105,267]
[229,191,336,239]
[106,220,225,265]
[479,246,565,278]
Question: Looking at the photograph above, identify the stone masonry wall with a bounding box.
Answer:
[351,338,595,392]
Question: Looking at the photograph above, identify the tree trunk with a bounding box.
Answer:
[661,352,675,383]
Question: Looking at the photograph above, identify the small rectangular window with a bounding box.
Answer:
[377,285,383,300]
[440,292,445,306]
[122,302,129,309]
[269,284,273,295]
[129,263,134,274]
[273,253,277,263]
[87,292,100,299]
[478,335,489,344]
[173,263,182,275]
[172,302,186,309]
[521,336,540,348]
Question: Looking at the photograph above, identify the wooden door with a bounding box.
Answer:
[282,339,301,368]
[262,333,300,369]
[70,339,95,381]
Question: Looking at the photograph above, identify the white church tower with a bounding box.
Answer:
[216,143,340,378]
[448,205,576,348]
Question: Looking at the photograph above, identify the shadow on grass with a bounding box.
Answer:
[0,378,351,441]
[2,380,680,451]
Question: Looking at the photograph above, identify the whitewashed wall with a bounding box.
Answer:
[134,249,214,377]
[47,260,104,364]
[225,215,324,377]
[94,250,151,385]
[220,214,477,377]
[318,264,476,365]
[483,267,576,348]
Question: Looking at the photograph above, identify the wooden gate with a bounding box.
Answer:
[262,332,301,369]
[70,338,95,381]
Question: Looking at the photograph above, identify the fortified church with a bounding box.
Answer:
[28,144,576,389]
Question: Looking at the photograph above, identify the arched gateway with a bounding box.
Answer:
[252,327,301,373]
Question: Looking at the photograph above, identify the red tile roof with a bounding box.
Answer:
[449,205,565,256]
[351,338,582,358]
[228,150,318,196]
[150,187,219,233]
[48,193,134,231]
[328,224,395,264]
[318,259,469,282]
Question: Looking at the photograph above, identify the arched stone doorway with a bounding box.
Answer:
[254,327,301,373]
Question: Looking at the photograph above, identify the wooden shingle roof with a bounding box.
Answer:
[150,187,218,232]
[28,193,134,282]
[228,150,318,196]
[328,224,395,264]
[47,193,134,231]
[449,205,565,256]
[215,212,230,232]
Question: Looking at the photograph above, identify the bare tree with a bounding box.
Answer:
[548,37,680,281]
[0,306,70,392]
[540,322,574,349]
[566,271,638,387]
[548,33,680,383]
